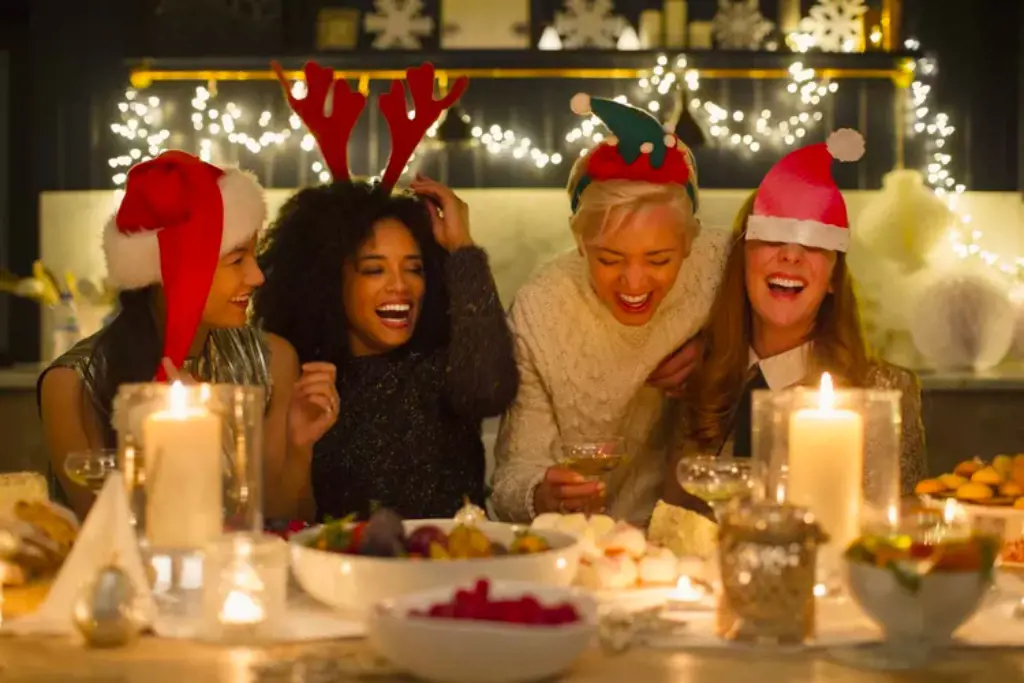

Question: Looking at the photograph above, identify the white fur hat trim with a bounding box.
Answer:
[103,168,266,290]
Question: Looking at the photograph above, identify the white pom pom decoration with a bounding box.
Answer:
[639,142,655,154]
[826,128,865,162]
[570,92,592,116]
[663,134,677,147]
[908,266,1014,371]
[605,135,619,146]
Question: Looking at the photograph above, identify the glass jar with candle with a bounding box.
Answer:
[717,499,827,645]
[201,532,289,644]
[750,372,901,590]
[112,382,266,552]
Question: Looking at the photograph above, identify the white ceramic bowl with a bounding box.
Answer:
[845,560,990,649]
[291,520,581,613]
[369,580,596,683]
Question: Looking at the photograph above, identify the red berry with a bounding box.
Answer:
[474,579,490,601]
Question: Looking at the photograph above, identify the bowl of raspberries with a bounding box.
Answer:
[368,579,596,683]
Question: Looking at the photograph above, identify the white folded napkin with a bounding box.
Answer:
[4,473,155,635]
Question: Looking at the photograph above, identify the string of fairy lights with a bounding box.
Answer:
[108,40,1001,275]
[901,38,1023,278]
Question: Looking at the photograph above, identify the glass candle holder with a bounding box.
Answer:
[201,532,288,644]
[750,372,901,583]
[112,381,265,551]
[716,499,828,645]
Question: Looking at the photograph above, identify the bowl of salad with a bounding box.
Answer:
[290,506,581,613]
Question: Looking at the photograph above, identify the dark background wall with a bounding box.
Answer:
[1,0,1022,365]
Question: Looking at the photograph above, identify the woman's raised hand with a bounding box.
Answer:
[408,174,473,253]
[647,337,703,398]
[288,362,340,449]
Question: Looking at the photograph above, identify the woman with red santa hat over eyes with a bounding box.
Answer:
[661,129,927,515]
[37,150,340,520]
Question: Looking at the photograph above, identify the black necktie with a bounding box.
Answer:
[729,365,770,459]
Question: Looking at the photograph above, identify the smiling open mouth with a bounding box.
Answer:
[617,292,651,312]
[230,294,251,307]
[376,303,412,328]
[766,276,806,296]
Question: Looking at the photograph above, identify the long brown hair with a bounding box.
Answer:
[685,192,871,450]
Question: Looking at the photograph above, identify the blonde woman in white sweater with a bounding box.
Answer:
[491,93,731,526]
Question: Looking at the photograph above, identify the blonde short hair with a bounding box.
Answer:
[567,149,700,251]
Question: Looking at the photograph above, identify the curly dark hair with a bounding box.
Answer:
[252,181,451,364]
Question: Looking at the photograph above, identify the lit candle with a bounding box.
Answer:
[666,575,708,609]
[786,373,864,552]
[220,590,264,625]
[143,381,223,549]
[688,21,713,50]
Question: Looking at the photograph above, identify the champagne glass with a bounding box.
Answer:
[676,456,765,522]
[63,449,119,493]
[559,438,627,513]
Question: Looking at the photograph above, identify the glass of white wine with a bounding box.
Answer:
[64,449,118,493]
[676,456,765,522]
[559,438,627,513]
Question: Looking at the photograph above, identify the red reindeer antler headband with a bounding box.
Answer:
[272,61,468,191]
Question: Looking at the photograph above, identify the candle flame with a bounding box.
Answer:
[220,589,264,625]
[886,504,899,527]
[942,497,958,524]
[669,575,705,602]
[169,380,187,416]
[818,372,835,411]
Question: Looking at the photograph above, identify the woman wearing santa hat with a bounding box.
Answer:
[490,92,732,527]
[37,150,340,519]
[663,130,927,505]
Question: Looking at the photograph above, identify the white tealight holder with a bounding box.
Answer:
[201,532,288,643]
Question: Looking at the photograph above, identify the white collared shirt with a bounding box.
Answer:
[748,343,811,390]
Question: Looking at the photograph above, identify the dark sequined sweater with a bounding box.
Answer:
[311,246,518,521]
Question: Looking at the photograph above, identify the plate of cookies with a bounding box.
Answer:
[915,455,1024,509]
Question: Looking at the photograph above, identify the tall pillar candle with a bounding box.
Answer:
[663,0,687,48]
[143,381,223,549]
[786,373,864,552]
[639,10,663,48]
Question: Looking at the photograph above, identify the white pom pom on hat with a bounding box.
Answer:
[570,92,592,116]
[827,128,866,162]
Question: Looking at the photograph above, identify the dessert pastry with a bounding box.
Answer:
[577,554,639,590]
[0,472,48,509]
[971,467,1002,486]
[955,482,994,502]
[914,478,944,495]
[637,546,678,585]
[647,500,719,559]
[0,500,79,586]
[601,522,647,559]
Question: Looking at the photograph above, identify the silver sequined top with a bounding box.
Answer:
[44,326,273,421]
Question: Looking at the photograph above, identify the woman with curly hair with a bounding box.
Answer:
[253,61,518,522]
[662,130,926,507]
[37,151,339,520]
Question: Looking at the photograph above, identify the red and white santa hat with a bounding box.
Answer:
[745,129,865,252]
[103,150,266,381]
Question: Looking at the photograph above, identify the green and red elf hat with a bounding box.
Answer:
[569,93,699,214]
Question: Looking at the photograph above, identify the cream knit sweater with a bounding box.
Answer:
[491,227,732,525]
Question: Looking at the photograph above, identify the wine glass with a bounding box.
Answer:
[63,449,118,493]
[559,437,627,513]
[675,456,766,522]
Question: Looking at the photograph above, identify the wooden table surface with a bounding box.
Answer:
[1,636,1023,682]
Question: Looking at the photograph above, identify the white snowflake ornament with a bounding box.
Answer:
[554,0,628,49]
[712,0,774,50]
[799,0,867,52]
[364,0,435,49]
